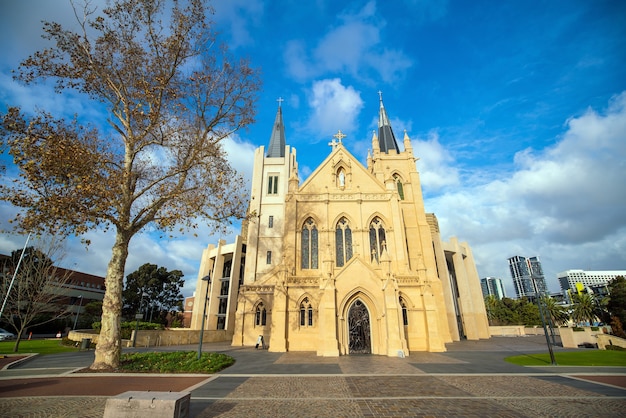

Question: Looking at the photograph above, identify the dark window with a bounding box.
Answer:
[268,175,278,195]
[369,217,387,263]
[222,260,232,278]
[394,175,405,200]
[268,215,274,228]
[266,251,272,264]
[255,303,267,326]
[301,218,318,269]
[401,298,408,326]
[335,217,353,267]
[218,298,228,314]
[220,280,229,296]
[299,298,313,327]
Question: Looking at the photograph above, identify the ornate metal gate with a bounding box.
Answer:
[348,299,371,354]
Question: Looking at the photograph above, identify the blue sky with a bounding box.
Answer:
[1,0,625,298]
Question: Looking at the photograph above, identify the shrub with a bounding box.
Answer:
[605,345,626,351]
[573,327,585,332]
[119,351,235,373]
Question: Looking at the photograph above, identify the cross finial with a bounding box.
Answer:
[277,97,284,107]
[378,91,383,101]
[333,130,347,143]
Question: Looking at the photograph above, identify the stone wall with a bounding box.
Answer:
[488,326,526,336]
[68,328,233,348]
[559,326,611,348]
[596,333,626,350]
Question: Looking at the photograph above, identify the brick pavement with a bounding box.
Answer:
[0,337,625,417]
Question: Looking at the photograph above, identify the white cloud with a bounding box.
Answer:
[426,91,626,296]
[412,130,460,192]
[283,2,413,83]
[212,0,264,49]
[306,79,364,138]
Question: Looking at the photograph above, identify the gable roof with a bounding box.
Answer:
[297,141,386,194]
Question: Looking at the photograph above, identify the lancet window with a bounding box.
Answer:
[369,217,387,263]
[335,217,353,267]
[394,174,405,200]
[301,218,319,269]
[400,297,408,326]
[255,303,267,326]
[299,297,314,327]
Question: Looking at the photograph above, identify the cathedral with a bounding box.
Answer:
[192,95,489,357]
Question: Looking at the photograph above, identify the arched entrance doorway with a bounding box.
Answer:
[348,299,371,354]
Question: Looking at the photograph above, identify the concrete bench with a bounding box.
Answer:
[103,391,190,418]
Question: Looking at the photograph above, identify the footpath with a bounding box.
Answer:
[0,336,625,417]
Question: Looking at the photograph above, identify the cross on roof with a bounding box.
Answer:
[333,130,346,142]
[277,97,284,107]
[329,130,346,150]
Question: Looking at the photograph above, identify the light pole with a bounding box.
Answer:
[72,295,83,330]
[197,274,211,360]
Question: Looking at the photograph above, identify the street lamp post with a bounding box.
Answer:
[197,274,211,360]
[72,295,83,330]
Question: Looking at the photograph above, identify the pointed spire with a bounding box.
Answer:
[267,98,286,158]
[377,91,400,154]
[403,129,412,152]
[371,130,380,153]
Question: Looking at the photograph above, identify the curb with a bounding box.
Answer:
[1,353,39,370]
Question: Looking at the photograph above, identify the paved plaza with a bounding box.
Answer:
[1,336,625,417]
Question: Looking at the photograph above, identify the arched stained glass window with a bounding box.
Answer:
[336,217,353,267]
[301,218,318,269]
[369,217,387,263]
[394,174,404,200]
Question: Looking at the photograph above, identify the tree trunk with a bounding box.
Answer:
[90,231,130,370]
[12,336,22,353]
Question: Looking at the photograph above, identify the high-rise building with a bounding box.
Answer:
[508,256,547,299]
[481,277,506,300]
[557,270,626,302]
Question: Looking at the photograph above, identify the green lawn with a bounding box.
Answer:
[506,350,626,366]
[0,338,79,355]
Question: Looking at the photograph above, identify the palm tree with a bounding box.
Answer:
[571,293,596,326]
[541,296,570,326]
[484,295,500,324]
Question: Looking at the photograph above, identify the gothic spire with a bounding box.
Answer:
[267,97,286,158]
[377,92,400,154]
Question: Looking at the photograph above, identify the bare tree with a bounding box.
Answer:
[0,237,74,352]
[0,0,259,369]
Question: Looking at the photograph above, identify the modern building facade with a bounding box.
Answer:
[200,95,491,357]
[481,277,506,300]
[0,254,105,327]
[190,237,246,332]
[558,269,626,302]
[508,255,547,299]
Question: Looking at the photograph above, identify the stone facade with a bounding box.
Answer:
[224,97,490,356]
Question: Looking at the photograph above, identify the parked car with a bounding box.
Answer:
[0,328,16,341]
